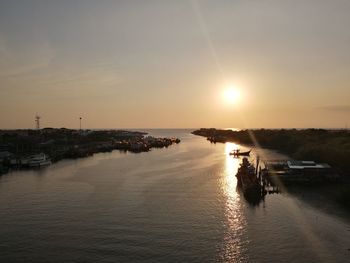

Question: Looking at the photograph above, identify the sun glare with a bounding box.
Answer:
[223,86,241,105]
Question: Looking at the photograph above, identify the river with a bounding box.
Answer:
[0,129,349,262]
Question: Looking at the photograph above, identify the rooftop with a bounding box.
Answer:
[287,160,331,169]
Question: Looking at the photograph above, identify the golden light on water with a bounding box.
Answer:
[224,142,239,155]
[224,142,240,200]
[221,142,246,260]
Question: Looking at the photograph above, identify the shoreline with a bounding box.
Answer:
[192,128,350,174]
[192,128,350,209]
[0,128,180,175]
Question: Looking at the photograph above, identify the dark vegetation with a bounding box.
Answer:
[193,128,350,176]
[0,128,145,161]
[0,128,180,174]
[193,128,350,209]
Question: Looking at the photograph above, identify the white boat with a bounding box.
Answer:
[27,153,52,167]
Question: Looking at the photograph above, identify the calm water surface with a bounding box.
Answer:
[0,129,349,262]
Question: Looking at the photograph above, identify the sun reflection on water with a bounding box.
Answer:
[223,142,239,201]
[219,142,248,261]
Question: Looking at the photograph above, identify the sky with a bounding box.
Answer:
[0,0,349,129]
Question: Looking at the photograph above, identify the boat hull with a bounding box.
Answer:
[230,150,251,156]
[236,158,264,204]
[28,160,52,167]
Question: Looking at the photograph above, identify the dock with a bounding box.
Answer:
[236,156,340,204]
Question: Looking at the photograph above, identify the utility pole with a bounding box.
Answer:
[35,115,41,130]
[79,117,82,130]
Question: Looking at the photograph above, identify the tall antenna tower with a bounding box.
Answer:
[79,117,82,130]
[35,114,41,130]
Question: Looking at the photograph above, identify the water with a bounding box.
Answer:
[0,129,349,262]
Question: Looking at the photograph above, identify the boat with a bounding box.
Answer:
[229,149,251,156]
[27,153,52,167]
[236,157,262,202]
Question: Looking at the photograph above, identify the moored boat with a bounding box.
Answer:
[236,157,262,201]
[26,153,52,167]
[230,149,251,156]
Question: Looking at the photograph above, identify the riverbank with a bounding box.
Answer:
[0,128,180,174]
[192,128,350,175]
[192,128,350,210]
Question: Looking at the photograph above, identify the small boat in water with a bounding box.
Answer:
[229,149,251,156]
[27,153,52,167]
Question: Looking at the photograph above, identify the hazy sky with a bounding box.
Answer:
[0,0,349,129]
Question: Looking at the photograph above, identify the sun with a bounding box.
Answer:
[223,86,241,105]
